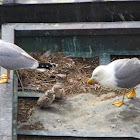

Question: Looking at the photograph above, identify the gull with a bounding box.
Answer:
[87,58,140,107]
[0,39,56,83]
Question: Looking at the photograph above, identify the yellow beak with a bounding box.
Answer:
[87,78,94,85]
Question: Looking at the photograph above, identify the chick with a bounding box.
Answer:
[52,83,65,99]
[52,74,66,99]
[37,90,55,108]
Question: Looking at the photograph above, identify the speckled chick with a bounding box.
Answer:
[52,83,65,99]
[37,90,55,108]
[52,74,66,99]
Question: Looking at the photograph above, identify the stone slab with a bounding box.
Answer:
[18,88,140,138]
[0,136,12,140]
[0,67,13,139]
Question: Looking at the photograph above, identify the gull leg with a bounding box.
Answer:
[127,88,136,98]
[0,70,10,83]
[0,69,10,79]
[113,89,126,107]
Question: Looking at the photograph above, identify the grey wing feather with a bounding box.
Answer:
[115,58,140,79]
[0,40,38,70]
[115,58,140,88]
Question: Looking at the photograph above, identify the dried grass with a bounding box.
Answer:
[18,52,121,96]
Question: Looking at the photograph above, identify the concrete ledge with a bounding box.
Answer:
[0,26,14,140]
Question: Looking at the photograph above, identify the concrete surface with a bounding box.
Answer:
[0,68,14,140]
[18,88,140,138]
[0,24,15,140]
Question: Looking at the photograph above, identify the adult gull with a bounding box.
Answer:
[0,39,56,83]
[87,58,140,107]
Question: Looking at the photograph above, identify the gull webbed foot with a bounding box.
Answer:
[127,88,136,98]
[113,89,126,107]
[0,79,8,84]
[113,100,123,107]
[0,74,8,79]
[0,70,10,84]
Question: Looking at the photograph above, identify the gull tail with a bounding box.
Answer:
[36,62,57,72]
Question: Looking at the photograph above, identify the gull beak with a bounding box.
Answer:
[87,78,94,85]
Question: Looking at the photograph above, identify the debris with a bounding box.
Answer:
[42,50,52,58]
[110,124,116,128]
[20,122,45,130]
[18,98,37,122]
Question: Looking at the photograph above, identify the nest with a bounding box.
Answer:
[18,52,121,96]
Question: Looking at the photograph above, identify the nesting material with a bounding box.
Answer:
[37,90,55,108]
[52,74,66,99]
[18,52,121,95]
[18,53,99,94]
[55,74,67,83]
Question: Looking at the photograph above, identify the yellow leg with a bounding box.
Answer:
[113,89,126,107]
[0,70,10,84]
[0,70,10,79]
[127,88,136,98]
[7,69,10,78]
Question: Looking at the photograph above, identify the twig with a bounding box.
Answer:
[16,70,24,92]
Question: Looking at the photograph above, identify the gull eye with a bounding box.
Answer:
[94,74,97,76]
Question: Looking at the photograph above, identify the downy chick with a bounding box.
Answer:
[37,90,55,108]
[52,74,66,99]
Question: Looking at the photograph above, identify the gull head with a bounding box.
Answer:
[87,65,106,84]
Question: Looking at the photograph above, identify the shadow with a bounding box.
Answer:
[36,98,77,116]
[36,106,65,115]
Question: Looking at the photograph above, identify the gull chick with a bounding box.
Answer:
[52,83,65,99]
[52,74,66,99]
[37,90,55,108]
